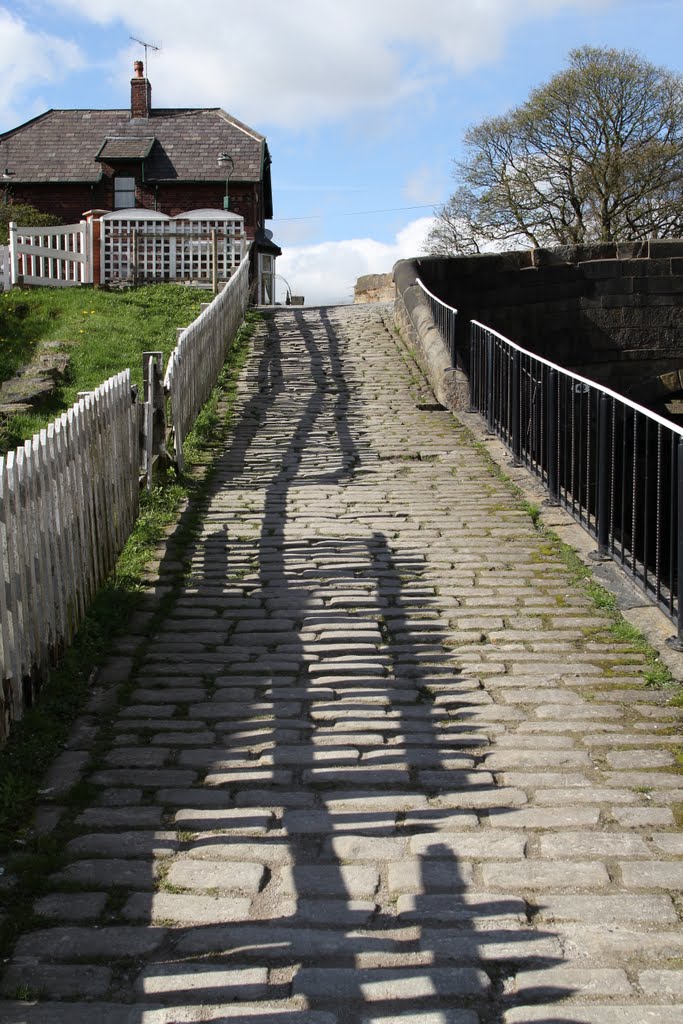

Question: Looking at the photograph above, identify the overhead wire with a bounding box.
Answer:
[270,202,440,223]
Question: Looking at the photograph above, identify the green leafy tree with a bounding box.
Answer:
[427,46,683,254]
[0,203,62,246]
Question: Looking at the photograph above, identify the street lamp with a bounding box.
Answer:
[217,153,234,210]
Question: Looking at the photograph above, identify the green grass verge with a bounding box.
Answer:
[0,310,259,864]
[0,285,203,454]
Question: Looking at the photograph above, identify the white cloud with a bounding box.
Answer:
[42,0,613,128]
[0,9,82,129]
[276,216,436,306]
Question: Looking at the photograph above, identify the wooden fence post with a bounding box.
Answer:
[142,351,167,490]
[88,216,101,285]
[8,222,19,286]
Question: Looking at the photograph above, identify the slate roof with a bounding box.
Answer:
[0,107,267,184]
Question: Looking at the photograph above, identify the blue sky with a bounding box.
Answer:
[2,0,682,303]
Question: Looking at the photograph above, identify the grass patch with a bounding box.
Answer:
[520,500,541,527]
[532,528,675,688]
[0,285,203,454]
[0,310,260,960]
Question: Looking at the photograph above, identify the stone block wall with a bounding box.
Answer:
[354,273,395,304]
[405,241,683,400]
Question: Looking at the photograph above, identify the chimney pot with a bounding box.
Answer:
[134,60,144,78]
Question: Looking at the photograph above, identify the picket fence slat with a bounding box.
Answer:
[16,449,37,678]
[32,433,55,659]
[5,454,26,680]
[46,422,66,644]
[72,404,92,608]
[0,245,10,291]
[0,459,20,716]
[83,393,102,594]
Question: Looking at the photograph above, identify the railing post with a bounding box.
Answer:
[468,323,477,413]
[546,368,560,505]
[511,349,522,466]
[667,436,683,651]
[485,332,495,433]
[449,309,456,368]
[591,391,611,561]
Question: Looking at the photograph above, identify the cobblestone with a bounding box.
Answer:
[165,858,265,892]
[5,305,682,1023]
[122,892,252,923]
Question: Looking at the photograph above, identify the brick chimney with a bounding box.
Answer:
[131,61,152,118]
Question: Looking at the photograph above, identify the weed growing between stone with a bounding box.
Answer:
[465,427,679,692]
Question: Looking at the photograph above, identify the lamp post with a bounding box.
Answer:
[217,153,234,211]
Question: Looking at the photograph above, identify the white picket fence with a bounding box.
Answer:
[0,372,139,737]
[9,221,92,286]
[0,251,252,742]
[0,245,10,291]
[165,255,250,469]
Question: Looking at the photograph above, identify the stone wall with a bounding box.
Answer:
[354,273,394,304]
[393,260,469,411]
[404,241,683,400]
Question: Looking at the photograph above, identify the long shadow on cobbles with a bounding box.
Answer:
[147,307,573,1022]
[1,307,576,1023]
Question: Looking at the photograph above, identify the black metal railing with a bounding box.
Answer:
[416,278,457,366]
[469,319,683,641]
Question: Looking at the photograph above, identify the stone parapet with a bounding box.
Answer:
[393,259,469,411]
[396,241,683,410]
[354,273,395,304]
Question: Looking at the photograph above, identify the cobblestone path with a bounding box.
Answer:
[2,304,683,1023]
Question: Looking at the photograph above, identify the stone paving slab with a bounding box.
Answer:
[3,304,682,1023]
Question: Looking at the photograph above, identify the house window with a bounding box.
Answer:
[114,176,136,209]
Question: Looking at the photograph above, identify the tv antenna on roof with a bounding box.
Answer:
[130,36,161,68]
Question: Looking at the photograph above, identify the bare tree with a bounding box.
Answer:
[426,46,683,255]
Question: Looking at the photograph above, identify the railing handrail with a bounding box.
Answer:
[471,318,683,439]
[416,276,458,314]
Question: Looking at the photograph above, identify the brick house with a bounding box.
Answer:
[0,62,280,298]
